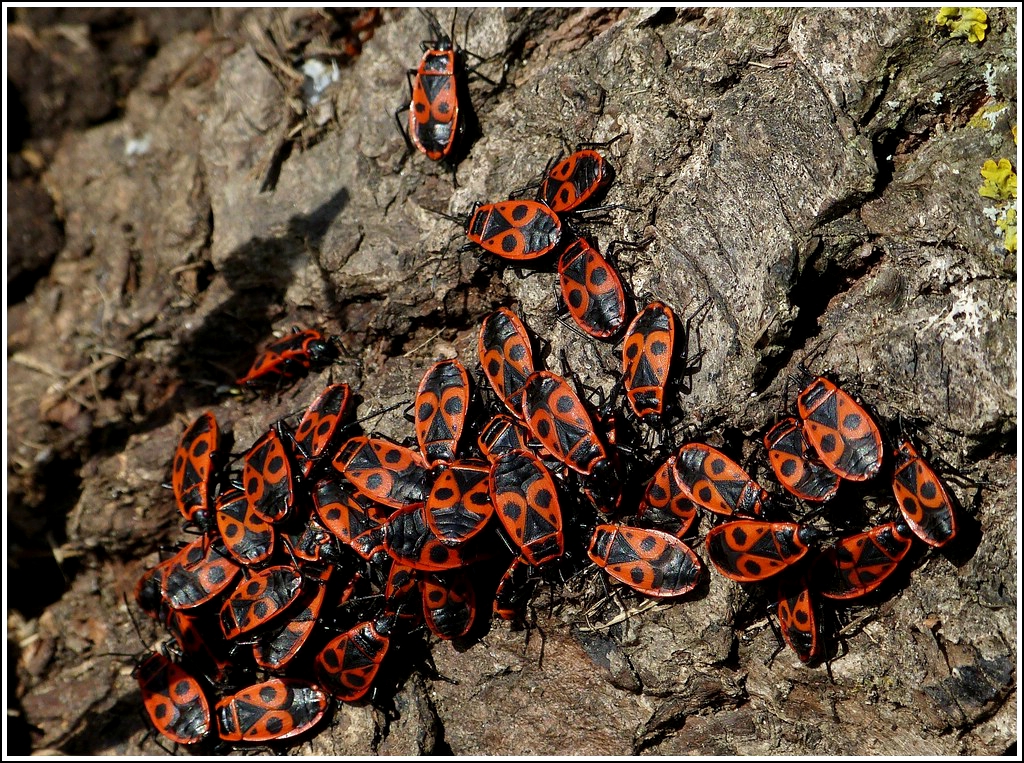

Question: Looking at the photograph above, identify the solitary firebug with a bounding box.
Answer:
[812,520,915,600]
[489,448,564,567]
[415,358,471,466]
[891,439,957,547]
[171,411,220,530]
[621,301,675,422]
[537,149,613,214]
[672,443,768,517]
[236,328,338,389]
[404,11,462,162]
[315,615,397,702]
[465,200,562,261]
[705,519,820,583]
[215,678,329,742]
[796,376,883,482]
[478,307,537,418]
[136,651,211,746]
[587,524,703,598]
[557,236,628,340]
[763,417,840,503]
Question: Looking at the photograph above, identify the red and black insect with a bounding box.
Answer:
[236,328,339,389]
[288,514,346,566]
[489,448,564,567]
[354,504,480,572]
[291,382,353,479]
[465,200,562,261]
[520,370,610,479]
[215,488,275,567]
[537,148,613,214]
[705,519,820,583]
[796,375,883,482]
[812,520,915,600]
[621,301,675,423]
[425,460,494,545]
[315,615,397,702]
[478,413,535,462]
[763,417,841,503]
[637,454,698,538]
[587,524,703,598]
[672,443,768,517]
[403,11,462,162]
[219,565,303,640]
[421,571,477,640]
[332,436,429,510]
[164,609,232,684]
[215,678,329,743]
[478,307,537,418]
[891,438,957,547]
[136,651,211,746]
[415,358,470,466]
[311,478,388,550]
[135,557,174,621]
[775,574,820,664]
[557,236,627,340]
[171,411,220,530]
[492,556,534,621]
[161,536,242,610]
[253,566,332,671]
[384,563,423,623]
[242,427,296,524]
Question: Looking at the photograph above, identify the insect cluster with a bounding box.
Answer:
[131,9,966,752]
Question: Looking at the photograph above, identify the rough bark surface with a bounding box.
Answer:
[6,7,1017,756]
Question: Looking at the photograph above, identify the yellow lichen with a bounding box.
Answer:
[935,7,988,43]
[979,158,1017,201]
[968,101,1009,130]
[995,207,1016,253]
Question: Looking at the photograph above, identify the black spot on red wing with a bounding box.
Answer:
[253,601,269,619]
[415,102,427,114]
[559,188,571,204]
[501,234,518,254]
[384,449,402,464]
[650,340,668,356]
[698,486,713,502]
[639,536,657,552]
[625,344,639,360]
[225,524,240,538]
[902,496,920,514]
[630,566,646,584]
[173,679,191,698]
[502,500,522,520]
[590,267,608,286]
[247,476,260,493]
[444,397,463,414]
[429,545,452,564]
[780,458,798,477]
[260,685,277,702]
[819,433,837,453]
[649,484,667,501]
[731,527,748,545]
[742,559,763,576]
[534,489,552,508]
[207,566,226,584]
[434,487,455,501]
[487,359,501,376]
[511,204,529,221]
[920,481,937,500]
[794,609,809,625]
[568,288,584,309]
[320,649,339,669]
[536,419,551,438]
[154,703,169,720]
[326,508,342,521]
[842,412,862,430]
[366,474,383,490]
[555,395,574,414]
[418,401,435,420]
[268,455,284,473]
[317,420,333,436]
[437,101,450,115]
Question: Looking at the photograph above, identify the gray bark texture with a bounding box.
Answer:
[6,7,1017,756]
